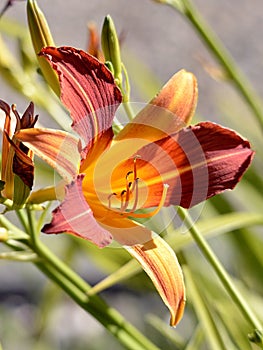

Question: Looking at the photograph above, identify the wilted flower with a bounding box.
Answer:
[0,100,38,206]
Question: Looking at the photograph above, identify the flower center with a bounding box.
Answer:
[108,156,169,219]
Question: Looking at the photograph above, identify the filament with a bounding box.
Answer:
[107,155,168,220]
[128,184,169,219]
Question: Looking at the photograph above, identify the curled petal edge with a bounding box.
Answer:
[125,234,185,327]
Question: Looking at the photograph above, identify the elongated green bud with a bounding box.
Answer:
[27,0,60,96]
[101,15,122,85]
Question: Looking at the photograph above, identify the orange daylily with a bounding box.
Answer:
[16,46,254,326]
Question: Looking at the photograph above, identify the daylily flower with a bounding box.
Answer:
[0,100,38,206]
[16,46,254,326]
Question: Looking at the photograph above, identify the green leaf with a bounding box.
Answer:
[166,212,263,250]
[146,314,185,348]
[185,325,205,350]
[183,266,228,350]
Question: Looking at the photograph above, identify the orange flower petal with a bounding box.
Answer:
[128,234,185,327]
[116,69,198,142]
[15,128,81,183]
[80,128,114,172]
[100,219,185,326]
[99,217,153,246]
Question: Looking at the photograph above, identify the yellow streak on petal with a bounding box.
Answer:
[127,235,186,327]
[140,149,246,190]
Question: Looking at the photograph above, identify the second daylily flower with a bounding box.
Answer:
[16,46,254,326]
[0,100,38,206]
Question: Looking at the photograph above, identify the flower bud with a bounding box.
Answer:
[12,171,31,208]
[101,15,122,85]
[27,0,60,95]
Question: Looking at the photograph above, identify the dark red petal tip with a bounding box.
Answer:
[40,46,122,147]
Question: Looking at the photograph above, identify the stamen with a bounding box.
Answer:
[133,155,141,180]
[129,178,139,212]
[120,190,127,211]
[108,155,144,214]
[108,193,117,209]
[128,184,169,219]
[121,171,134,211]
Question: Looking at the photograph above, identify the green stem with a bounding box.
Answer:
[26,206,38,246]
[123,102,135,121]
[25,210,159,350]
[169,0,263,131]
[16,209,29,231]
[0,214,28,239]
[183,265,227,350]
[177,207,263,340]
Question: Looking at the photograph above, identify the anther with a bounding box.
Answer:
[108,155,142,214]
[126,171,133,179]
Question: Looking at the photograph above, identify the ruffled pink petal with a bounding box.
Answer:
[43,174,112,248]
[40,46,122,147]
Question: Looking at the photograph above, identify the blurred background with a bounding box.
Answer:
[0,0,263,349]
